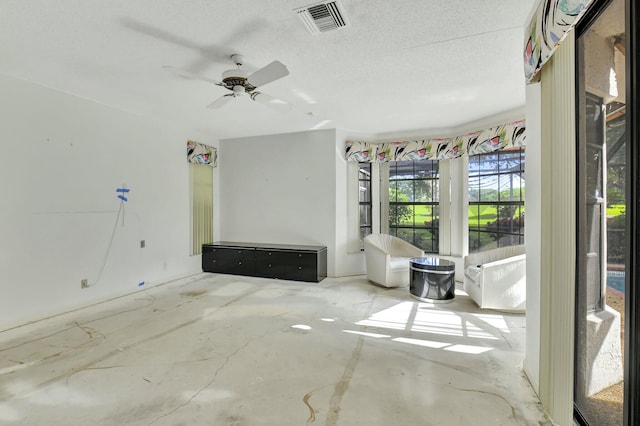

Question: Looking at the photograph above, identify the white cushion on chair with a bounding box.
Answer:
[463,245,526,312]
[364,234,424,288]
[389,256,410,271]
[464,265,482,284]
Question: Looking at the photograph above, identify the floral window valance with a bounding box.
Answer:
[187,141,217,167]
[524,0,595,83]
[345,120,525,163]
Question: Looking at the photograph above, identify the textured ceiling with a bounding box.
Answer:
[0,0,539,140]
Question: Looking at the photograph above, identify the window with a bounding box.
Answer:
[388,160,439,252]
[468,149,525,253]
[358,163,373,248]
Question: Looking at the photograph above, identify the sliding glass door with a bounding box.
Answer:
[575,0,640,423]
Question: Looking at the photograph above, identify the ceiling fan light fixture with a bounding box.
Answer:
[232,85,245,96]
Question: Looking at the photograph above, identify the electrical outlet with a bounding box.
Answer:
[81,279,89,289]
[140,240,145,248]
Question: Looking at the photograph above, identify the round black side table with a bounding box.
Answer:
[409,257,456,303]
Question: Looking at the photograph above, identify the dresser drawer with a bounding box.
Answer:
[254,250,290,278]
[203,247,255,275]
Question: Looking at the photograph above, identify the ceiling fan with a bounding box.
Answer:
[164,54,291,110]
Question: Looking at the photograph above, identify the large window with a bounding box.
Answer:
[388,160,439,253]
[468,149,525,253]
[353,151,524,255]
[358,163,373,248]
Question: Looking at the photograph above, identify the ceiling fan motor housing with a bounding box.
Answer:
[221,68,254,92]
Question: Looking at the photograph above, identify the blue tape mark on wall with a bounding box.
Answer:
[138,281,145,287]
[116,186,130,202]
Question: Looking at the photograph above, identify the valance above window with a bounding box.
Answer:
[345,120,525,163]
[524,0,595,83]
[187,141,217,167]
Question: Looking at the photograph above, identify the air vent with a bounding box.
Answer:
[295,1,349,35]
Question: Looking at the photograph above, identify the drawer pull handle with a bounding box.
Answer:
[298,266,302,270]
[268,264,272,267]
[238,261,242,265]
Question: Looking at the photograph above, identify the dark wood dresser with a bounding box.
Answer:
[202,242,327,282]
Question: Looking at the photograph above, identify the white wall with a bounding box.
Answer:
[0,74,214,330]
[218,129,340,276]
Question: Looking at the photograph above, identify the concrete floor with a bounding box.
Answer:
[0,273,549,425]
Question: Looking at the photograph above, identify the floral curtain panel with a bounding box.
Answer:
[345,120,526,163]
[524,0,595,83]
[187,141,217,167]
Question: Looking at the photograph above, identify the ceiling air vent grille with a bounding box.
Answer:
[296,1,349,35]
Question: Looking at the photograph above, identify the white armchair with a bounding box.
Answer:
[463,245,526,312]
[364,234,424,288]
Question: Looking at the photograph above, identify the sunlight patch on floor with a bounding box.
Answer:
[357,301,507,340]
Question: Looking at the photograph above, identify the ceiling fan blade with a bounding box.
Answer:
[250,92,292,111]
[162,66,221,85]
[121,18,201,50]
[206,94,234,109]
[187,18,269,74]
[247,61,289,87]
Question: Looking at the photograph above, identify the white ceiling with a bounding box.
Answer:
[0,0,539,140]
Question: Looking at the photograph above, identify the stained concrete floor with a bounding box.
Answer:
[0,273,550,425]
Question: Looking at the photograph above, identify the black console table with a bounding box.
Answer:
[202,242,327,283]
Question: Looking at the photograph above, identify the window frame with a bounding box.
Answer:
[467,148,525,253]
[387,159,440,253]
[358,162,373,249]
